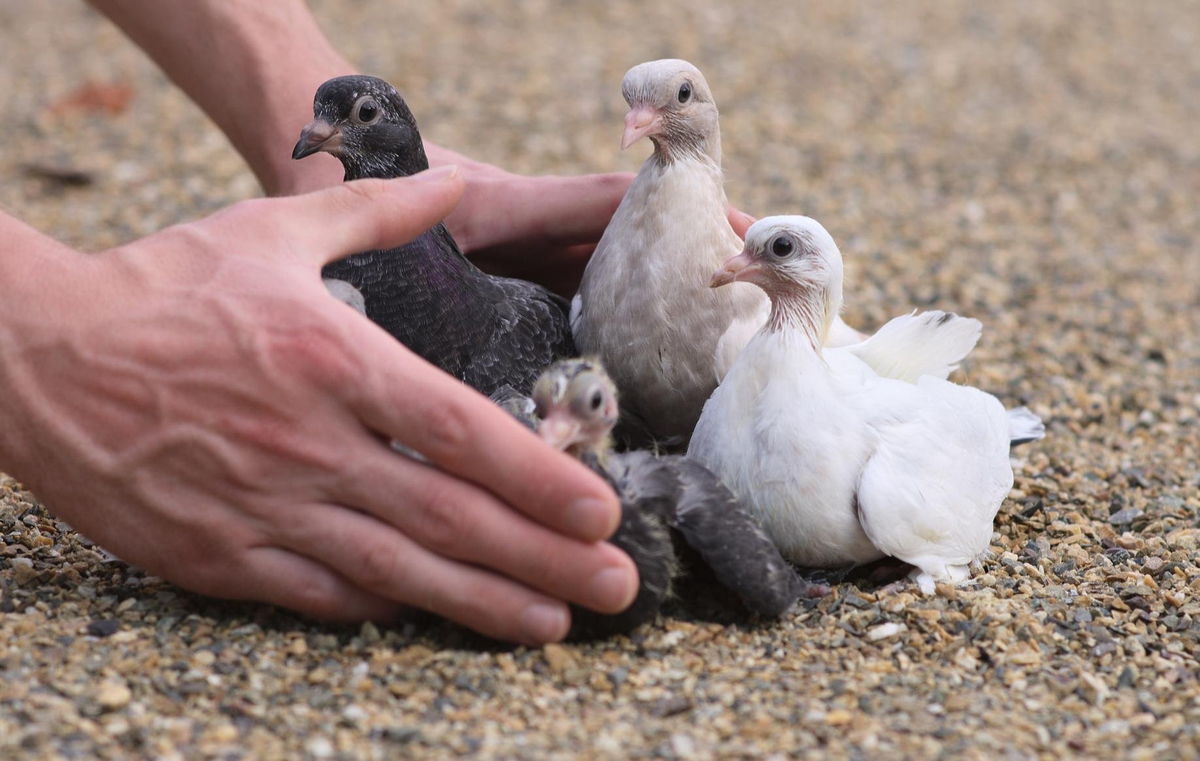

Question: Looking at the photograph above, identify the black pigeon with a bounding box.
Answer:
[294,75,574,396]
[528,359,812,639]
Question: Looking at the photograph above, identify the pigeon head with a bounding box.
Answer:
[711,216,844,339]
[292,75,429,180]
[620,59,720,162]
[532,359,620,456]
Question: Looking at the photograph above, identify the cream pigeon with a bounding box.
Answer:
[688,216,1044,593]
[571,59,868,449]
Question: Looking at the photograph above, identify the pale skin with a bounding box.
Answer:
[0,0,752,643]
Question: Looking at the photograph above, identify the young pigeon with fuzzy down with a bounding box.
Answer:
[529,358,809,638]
[689,216,1044,593]
[294,75,574,397]
[572,60,864,448]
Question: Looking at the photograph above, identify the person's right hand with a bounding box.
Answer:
[0,166,636,644]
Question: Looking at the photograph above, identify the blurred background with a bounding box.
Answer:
[3,1,1199,757]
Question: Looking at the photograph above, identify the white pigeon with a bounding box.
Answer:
[688,216,1044,593]
[571,59,865,448]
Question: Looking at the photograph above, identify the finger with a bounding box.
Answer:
[234,166,466,268]
[728,206,756,240]
[234,546,404,623]
[522,173,635,245]
[341,332,621,543]
[337,446,638,613]
[456,173,634,253]
[286,502,573,644]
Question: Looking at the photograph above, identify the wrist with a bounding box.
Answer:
[0,219,92,470]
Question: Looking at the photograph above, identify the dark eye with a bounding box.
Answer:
[770,236,794,258]
[352,96,381,125]
[677,82,692,104]
[589,390,604,411]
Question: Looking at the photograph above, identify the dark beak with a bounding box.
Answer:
[292,119,341,160]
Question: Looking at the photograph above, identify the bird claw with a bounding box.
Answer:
[800,582,833,599]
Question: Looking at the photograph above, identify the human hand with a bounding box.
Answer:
[425,148,758,295]
[0,168,635,644]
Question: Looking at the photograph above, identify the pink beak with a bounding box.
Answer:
[710,250,764,288]
[537,412,583,451]
[621,104,662,150]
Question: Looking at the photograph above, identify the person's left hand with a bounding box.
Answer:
[276,145,756,296]
[437,154,757,296]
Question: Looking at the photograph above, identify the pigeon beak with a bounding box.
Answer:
[537,412,584,452]
[621,105,662,150]
[292,119,343,160]
[710,251,764,288]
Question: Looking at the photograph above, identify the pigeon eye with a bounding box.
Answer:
[352,96,381,125]
[677,82,692,104]
[589,389,604,412]
[770,236,795,258]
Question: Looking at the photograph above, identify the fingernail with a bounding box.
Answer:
[412,164,459,183]
[588,567,637,612]
[565,497,619,539]
[521,603,569,643]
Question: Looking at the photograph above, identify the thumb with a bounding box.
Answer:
[265,166,465,268]
[727,206,756,240]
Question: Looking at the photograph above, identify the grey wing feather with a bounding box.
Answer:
[461,274,575,395]
[567,451,675,640]
[664,456,805,617]
[488,385,539,430]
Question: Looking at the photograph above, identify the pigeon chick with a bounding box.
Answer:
[294,75,574,396]
[572,59,863,448]
[531,358,807,639]
[689,216,1043,593]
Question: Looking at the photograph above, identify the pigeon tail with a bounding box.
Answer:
[1007,406,1046,446]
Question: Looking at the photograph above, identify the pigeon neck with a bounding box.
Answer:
[764,284,840,352]
[572,436,613,465]
[340,144,431,181]
[650,130,721,168]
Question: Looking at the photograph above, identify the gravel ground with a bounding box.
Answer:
[4,1,1200,758]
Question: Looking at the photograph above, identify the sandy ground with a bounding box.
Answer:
[3,1,1200,758]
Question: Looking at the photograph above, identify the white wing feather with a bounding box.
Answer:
[844,310,982,383]
[854,376,1013,586]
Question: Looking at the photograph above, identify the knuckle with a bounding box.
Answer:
[288,574,344,620]
[333,179,398,248]
[175,547,234,598]
[441,581,513,637]
[526,547,573,590]
[356,535,403,592]
[267,320,361,389]
[417,399,474,460]
[413,488,474,555]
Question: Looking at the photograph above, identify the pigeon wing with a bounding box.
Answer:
[567,451,676,640]
[661,455,804,617]
[461,274,575,395]
[843,310,982,384]
[854,378,1014,592]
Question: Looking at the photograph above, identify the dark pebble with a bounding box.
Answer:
[650,695,692,718]
[1108,508,1143,526]
[86,619,120,638]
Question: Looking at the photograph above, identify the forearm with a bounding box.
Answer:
[86,0,354,195]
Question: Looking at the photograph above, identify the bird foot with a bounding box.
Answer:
[800,582,834,599]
